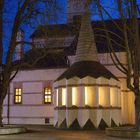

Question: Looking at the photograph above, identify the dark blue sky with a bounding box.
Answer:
[3,0,140,62]
[3,0,67,60]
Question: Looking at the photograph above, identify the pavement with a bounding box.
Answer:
[0,125,139,140]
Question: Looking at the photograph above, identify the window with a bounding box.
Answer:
[45,118,50,124]
[62,88,66,106]
[14,88,22,104]
[44,88,52,104]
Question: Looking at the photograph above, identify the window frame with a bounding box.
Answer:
[44,87,52,104]
[14,88,22,104]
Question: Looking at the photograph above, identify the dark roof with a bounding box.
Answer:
[21,48,69,69]
[30,19,128,53]
[56,61,118,81]
[30,24,78,38]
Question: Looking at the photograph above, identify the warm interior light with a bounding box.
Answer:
[15,88,22,103]
[72,87,76,105]
[99,87,104,106]
[44,88,52,103]
[110,88,115,106]
[85,87,88,105]
[62,88,66,106]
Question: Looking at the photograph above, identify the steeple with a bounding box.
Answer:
[54,2,120,130]
[74,7,98,63]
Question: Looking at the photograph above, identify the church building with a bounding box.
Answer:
[2,0,135,129]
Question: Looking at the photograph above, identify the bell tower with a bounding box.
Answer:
[15,29,24,60]
[67,0,87,23]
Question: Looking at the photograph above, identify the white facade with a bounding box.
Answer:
[3,68,66,124]
[2,52,135,126]
[2,0,135,128]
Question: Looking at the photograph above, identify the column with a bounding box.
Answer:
[66,87,72,107]
[58,88,62,106]
[110,87,118,107]
[78,86,85,107]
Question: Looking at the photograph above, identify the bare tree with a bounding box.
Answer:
[90,0,140,130]
[0,0,61,126]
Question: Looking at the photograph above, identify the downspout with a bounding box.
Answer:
[7,86,10,124]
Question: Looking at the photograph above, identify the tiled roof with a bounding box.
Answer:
[30,19,126,53]
[30,23,79,38]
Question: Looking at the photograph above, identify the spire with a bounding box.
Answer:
[74,5,98,63]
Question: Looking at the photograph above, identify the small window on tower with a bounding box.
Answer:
[44,88,52,104]
[14,88,22,104]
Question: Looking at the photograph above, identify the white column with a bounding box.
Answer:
[105,87,110,106]
[54,89,57,107]
[110,87,118,107]
[66,87,72,107]
[58,88,62,106]
[118,88,121,107]
[78,86,85,107]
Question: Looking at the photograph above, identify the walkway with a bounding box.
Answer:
[0,125,139,140]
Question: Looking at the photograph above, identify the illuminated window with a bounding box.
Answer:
[44,88,52,104]
[62,88,66,106]
[72,87,77,106]
[85,87,88,105]
[72,87,76,105]
[14,88,22,104]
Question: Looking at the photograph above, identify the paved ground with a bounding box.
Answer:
[0,125,139,140]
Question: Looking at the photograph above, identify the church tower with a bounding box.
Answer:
[54,5,121,129]
[67,0,87,23]
[15,29,24,60]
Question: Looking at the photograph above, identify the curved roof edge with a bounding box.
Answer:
[55,61,118,81]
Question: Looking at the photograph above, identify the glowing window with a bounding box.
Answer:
[14,88,22,104]
[72,87,76,105]
[62,88,66,106]
[85,87,88,105]
[44,88,52,104]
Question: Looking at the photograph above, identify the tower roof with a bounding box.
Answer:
[55,8,118,81]
[74,10,98,63]
[56,61,118,81]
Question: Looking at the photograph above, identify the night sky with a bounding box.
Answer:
[3,0,67,61]
[2,0,140,62]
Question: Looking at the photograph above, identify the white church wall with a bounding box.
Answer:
[23,82,43,93]
[3,68,66,125]
[2,52,135,125]
[99,51,135,125]
[23,94,42,105]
